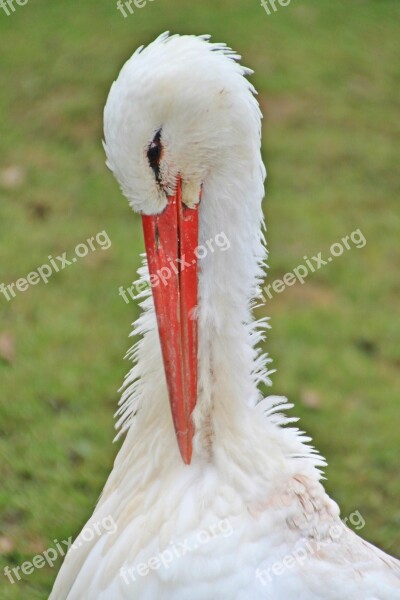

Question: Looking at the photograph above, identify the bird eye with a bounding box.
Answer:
[147,129,163,183]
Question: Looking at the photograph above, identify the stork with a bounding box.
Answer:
[50,33,400,599]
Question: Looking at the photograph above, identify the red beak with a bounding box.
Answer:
[141,179,199,464]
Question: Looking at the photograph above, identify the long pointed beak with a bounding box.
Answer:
[141,179,199,464]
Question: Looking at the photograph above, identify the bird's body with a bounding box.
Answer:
[50,33,400,599]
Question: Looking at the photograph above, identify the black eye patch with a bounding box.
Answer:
[147,128,163,184]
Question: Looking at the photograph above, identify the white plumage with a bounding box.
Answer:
[50,33,400,599]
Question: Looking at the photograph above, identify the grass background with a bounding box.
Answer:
[0,0,399,597]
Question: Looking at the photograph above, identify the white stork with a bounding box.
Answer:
[50,32,400,599]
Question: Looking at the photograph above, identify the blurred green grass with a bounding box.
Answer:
[0,0,399,597]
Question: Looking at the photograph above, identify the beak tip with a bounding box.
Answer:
[177,434,193,465]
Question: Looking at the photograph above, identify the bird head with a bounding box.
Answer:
[103,32,260,465]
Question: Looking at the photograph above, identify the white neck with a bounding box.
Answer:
[105,82,324,508]
[193,150,268,460]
